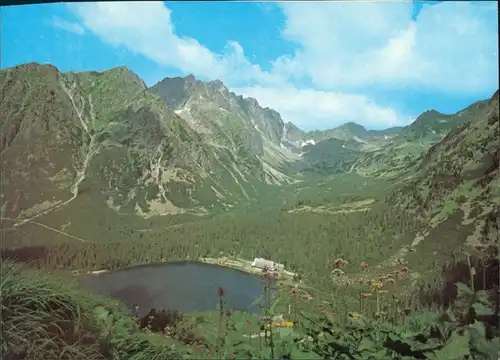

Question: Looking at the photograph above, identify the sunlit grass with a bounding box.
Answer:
[1,262,104,360]
[0,261,186,360]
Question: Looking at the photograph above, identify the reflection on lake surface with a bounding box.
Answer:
[82,261,273,316]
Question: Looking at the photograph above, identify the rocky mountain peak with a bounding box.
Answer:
[101,66,148,90]
[184,74,197,83]
[244,97,259,107]
[342,122,367,133]
[419,109,442,118]
[208,79,226,90]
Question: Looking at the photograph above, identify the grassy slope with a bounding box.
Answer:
[63,66,267,213]
[389,90,499,273]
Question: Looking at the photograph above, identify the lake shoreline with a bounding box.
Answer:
[82,256,298,281]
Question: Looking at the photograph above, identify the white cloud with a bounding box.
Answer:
[67,1,498,129]
[409,2,498,92]
[51,16,85,35]
[68,1,286,88]
[233,86,406,130]
[274,1,498,93]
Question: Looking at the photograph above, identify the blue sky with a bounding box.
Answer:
[2,1,498,131]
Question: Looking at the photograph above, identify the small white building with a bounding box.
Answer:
[300,139,316,148]
[251,257,285,272]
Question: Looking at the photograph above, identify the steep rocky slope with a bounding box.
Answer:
[150,75,298,183]
[1,64,84,220]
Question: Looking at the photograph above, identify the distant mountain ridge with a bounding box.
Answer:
[290,95,494,176]
[399,100,489,140]
[283,121,403,147]
[350,96,496,178]
[283,98,492,150]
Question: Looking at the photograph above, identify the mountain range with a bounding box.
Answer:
[1,63,498,251]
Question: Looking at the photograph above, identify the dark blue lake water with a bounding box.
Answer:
[83,261,273,316]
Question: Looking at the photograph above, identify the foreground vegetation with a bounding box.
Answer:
[0,262,188,360]
[2,244,498,360]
